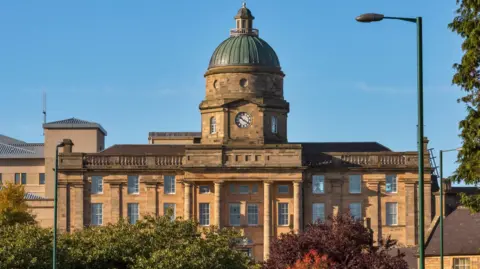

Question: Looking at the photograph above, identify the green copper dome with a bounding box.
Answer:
[208,35,280,69]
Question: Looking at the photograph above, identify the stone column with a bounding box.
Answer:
[184,182,191,220]
[214,181,222,228]
[366,181,381,242]
[405,180,417,246]
[263,181,272,261]
[58,184,68,232]
[145,183,158,216]
[73,184,84,230]
[331,180,343,217]
[110,183,122,223]
[293,181,301,232]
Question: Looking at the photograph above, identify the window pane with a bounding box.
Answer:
[312,175,325,194]
[386,202,398,226]
[271,116,277,134]
[91,176,103,194]
[278,203,289,225]
[453,258,470,269]
[199,203,210,226]
[128,175,139,194]
[127,203,139,224]
[39,173,45,185]
[164,176,175,194]
[278,185,289,194]
[252,184,258,193]
[91,203,103,226]
[0,173,2,185]
[349,175,361,193]
[349,203,362,220]
[164,203,176,220]
[312,203,325,222]
[14,173,20,184]
[21,173,27,185]
[247,204,258,225]
[229,203,241,226]
[210,117,216,134]
[386,175,397,193]
[239,185,249,194]
[199,185,210,194]
[229,184,235,193]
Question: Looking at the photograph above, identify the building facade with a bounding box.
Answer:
[1,4,436,262]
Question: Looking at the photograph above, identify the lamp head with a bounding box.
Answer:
[356,13,385,23]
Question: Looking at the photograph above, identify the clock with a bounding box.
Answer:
[235,112,252,128]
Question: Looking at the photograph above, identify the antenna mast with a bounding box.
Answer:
[43,91,47,136]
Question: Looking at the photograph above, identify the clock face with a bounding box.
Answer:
[235,112,252,128]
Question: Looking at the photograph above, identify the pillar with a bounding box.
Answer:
[58,184,68,231]
[184,182,191,220]
[405,181,417,246]
[73,184,84,230]
[263,181,272,261]
[366,181,381,242]
[293,181,301,232]
[146,183,158,216]
[214,181,222,228]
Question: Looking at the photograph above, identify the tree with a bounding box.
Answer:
[287,250,332,269]
[449,0,480,212]
[264,214,408,269]
[0,182,36,226]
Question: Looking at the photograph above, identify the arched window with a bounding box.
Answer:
[271,116,278,134]
[210,117,216,134]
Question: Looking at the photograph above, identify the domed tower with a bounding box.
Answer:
[200,3,289,145]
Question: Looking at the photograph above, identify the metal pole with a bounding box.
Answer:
[53,146,59,269]
[439,150,444,269]
[416,16,425,269]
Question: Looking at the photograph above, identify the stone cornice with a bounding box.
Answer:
[204,66,285,77]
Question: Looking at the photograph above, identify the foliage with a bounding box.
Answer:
[287,250,332,269]
[0,182,36,226]
[449,0,480,212]
[0,215,253,269]
[265,214,408,269]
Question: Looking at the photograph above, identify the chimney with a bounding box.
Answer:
[63,139,74,153]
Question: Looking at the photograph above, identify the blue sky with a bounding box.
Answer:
[0,1,467,181]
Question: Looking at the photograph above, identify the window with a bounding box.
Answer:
[229,203,241,226]
[349,175,361,193]
[386,202,398,226]
[128,175,139,194]
[453,258,471,269]
[240,248,253,258]
[91,176,103,194]
[349,203,362,220]
[386,175,397,193]
[278,185,289,194]
[278,203,289,225]
[164,203,176,220]
[239,185,249,194]
[14,173,20,184]
[0,173,3,185]
[21,173,27,185]
[199,185,210,194]
[252,184,258,194]
[127,203,139,224]
[39,173,45,185]
[164,176,176,194]
[210,117,216,134]
[91,203,103,226]
[312,175,325,194]
[312,203,325,223]
[271,116,278,134]
[247,204,258,225]
[199,203,210,226]
[229,184,236,194]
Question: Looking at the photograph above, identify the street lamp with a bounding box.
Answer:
[439,147,461,269]
[355,13,425,269]
[53,141,65,269]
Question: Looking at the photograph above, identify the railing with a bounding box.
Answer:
[83,155,183,169]
[305,153,423,168]
[230,28,259,36]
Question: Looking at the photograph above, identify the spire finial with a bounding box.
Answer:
[242,1,246,8]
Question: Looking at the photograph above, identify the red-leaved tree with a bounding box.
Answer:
[265,214,408,269]
[287,250,332,269]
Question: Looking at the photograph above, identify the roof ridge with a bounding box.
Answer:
[0,143,36,154]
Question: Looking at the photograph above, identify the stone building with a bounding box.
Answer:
[1,4,437,262]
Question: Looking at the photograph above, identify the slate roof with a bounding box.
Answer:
[43,117,107,136]
[0,135,44,159]
[98,144,185,155]
[149,132,201,138]
[425,207,480,256]
[299,142,392,153]
[0,186,48,200]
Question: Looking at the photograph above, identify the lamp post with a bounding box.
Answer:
[439,147,461,269]
[53,141,65,269]
[355,13,425,269]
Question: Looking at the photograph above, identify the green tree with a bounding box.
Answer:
[0,182,36,226]
[449,0,480,212]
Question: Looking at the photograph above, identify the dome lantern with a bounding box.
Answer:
[231,2,258,37]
